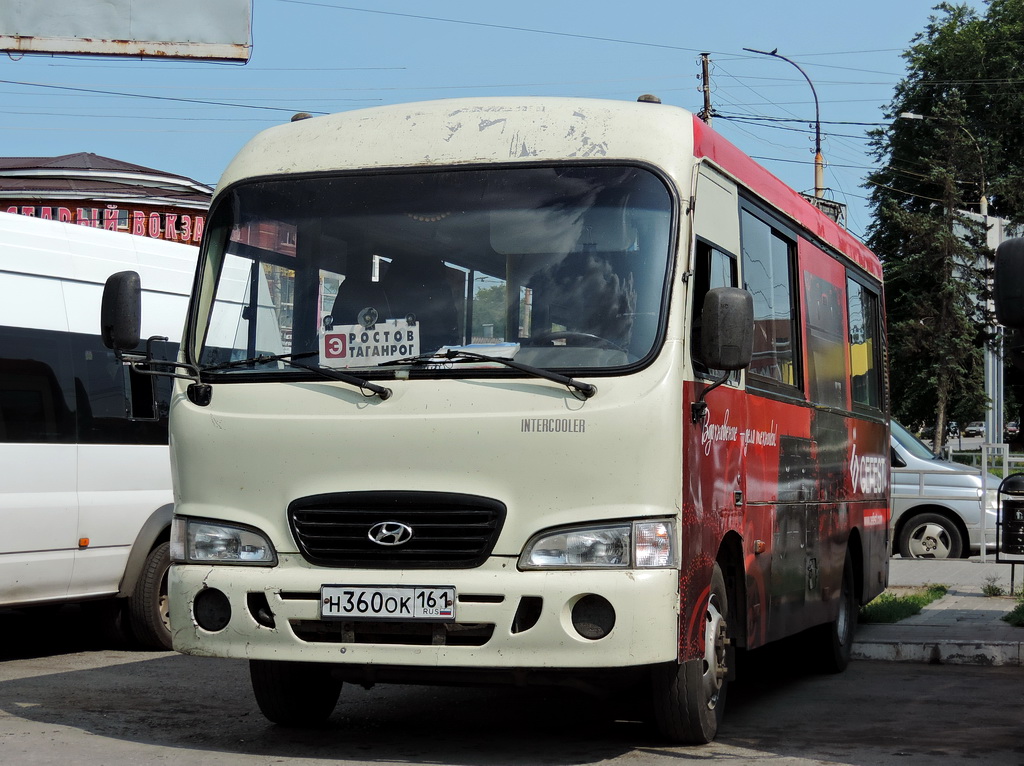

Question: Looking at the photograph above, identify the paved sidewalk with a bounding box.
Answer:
[852,557,1024,666]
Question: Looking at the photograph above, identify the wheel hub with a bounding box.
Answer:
[909,522,951,558]
[702,596,728,709]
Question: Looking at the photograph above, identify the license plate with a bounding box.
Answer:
[320,585,456,622]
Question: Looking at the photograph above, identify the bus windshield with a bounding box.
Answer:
[195,164,673,376]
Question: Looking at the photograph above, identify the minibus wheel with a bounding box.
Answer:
[651,562,729,743]
[128,542,172,651]
[250,660,342,726]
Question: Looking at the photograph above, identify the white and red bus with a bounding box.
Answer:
[103,97,889,743]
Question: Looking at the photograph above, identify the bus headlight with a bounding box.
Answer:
[172,517,277,565]
[519,520,675,570]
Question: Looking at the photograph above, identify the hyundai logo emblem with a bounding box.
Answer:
[368,521,414,547]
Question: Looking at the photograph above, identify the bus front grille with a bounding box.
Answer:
[288,491,506,568]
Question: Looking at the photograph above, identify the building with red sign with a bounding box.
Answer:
[0,153,211,244]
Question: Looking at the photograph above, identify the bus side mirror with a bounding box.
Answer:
[995,238,1024,329]
[701,286,753,371]
[101,270,143,351]
[692,287,753,424]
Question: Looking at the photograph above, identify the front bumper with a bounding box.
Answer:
[169,554,681,669]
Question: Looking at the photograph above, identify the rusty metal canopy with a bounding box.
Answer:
[0,0,252,62]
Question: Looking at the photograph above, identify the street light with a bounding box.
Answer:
[744,47,824,198]
[898,112,988,217]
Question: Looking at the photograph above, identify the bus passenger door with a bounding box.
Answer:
[684,165,758,651]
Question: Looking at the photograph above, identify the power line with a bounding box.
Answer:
[715,115,876,142]
[716,112,888,127]
[0,78,376,113]
[274,0,715,54]
[4,108,280,123]
[748,155,878,172]
[270,0,918,81]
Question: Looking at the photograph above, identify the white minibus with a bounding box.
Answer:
[0,211,195,649]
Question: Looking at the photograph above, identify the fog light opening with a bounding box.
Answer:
[247,592,276,629]
[571,594,615,640]
[193,587,231,632]
[511,596,543,634]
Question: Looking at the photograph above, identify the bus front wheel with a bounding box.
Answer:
[651,562,729,744]
[249,660,342,726]
[128,542,172,651]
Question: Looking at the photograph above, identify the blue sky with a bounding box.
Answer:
[0,0,986,240]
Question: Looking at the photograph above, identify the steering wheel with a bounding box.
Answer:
[528,330,625,352]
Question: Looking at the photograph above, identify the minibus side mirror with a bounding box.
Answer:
[100,270,206,400]
[995,238,1024,329]
[101,270,143,351]
[700,286,754,371]
[692,287,753,424]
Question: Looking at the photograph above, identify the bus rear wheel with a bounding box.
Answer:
[651,563,729,744]
[249,660,342,727]
[812,552,856,673]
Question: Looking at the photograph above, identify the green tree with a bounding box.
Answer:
[978,0,1024,219]
[866,2,1008,450]
[471,283,507,340]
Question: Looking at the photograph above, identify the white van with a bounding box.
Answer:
[890,419,998,558]
[0,211,195,648]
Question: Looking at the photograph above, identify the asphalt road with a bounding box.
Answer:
[927,433,991,452]
[1,606,1022,765]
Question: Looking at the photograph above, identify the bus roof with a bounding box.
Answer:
[216,97,696,190]
[214,96,881,281]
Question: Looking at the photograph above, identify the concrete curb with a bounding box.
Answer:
[852,558,1024,665]
[852,639,1023,666]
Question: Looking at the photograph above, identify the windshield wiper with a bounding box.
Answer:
[204,351,392,400]
[204,350,319,371]
[380,349,596,399]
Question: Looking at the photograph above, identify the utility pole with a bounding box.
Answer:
[698,53,713,125]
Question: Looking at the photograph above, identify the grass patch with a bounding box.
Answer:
[859,584,949,624]
[1003,589,1024,627]
[982,576,1007,597]
[1003,602,1024,627]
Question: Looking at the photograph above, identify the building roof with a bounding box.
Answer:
[0,152,197,180]
[0,152,212,209]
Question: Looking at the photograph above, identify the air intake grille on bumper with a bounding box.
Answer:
[288,491,506,568]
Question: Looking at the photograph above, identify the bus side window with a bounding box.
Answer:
[740,208,800,389]
[690,240,737,377]
[0,358,75,442]
[0,326,76,444]
[126,364,157,420]
[804,271,848,410]
[74,336,174,445]
[847,276,883,410]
